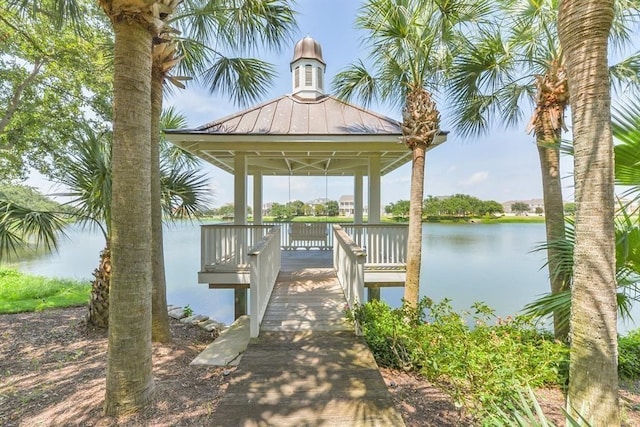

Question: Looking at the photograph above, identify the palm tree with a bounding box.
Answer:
[147,0,296,341]
[558,1,619,423]
[50,121,208,329]
[97,0,176,413]
[448,0,640,339]
[333,0,490,308]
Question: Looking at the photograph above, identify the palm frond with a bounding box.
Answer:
[52,128,111,238]
[200,57,276,107]
[0,200,66,261]
[332,60,379,107]
[610,52,640,96]
[160,107,201,169]
[160,163,212,220]
[176,0,297,54]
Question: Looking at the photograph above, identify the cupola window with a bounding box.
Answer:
[305,65,313,86]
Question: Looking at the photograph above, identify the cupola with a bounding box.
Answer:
[290,36,326,100]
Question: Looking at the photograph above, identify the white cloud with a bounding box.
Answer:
[460,171,489,186]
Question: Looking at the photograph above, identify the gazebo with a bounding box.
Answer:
[165,37,447,334]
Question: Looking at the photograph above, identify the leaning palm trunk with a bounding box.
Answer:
[87,246,111,327]
[528,62,571,340]
[150,50,171,343]
[402,87,440,308]
[558,0,619,424]
[103,15,154,415]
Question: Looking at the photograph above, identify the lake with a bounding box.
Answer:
[11,221,639,332]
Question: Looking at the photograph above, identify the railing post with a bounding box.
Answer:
[249,251,259,338]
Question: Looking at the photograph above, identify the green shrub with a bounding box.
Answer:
[349,297,569,420]
[619,328,640,380]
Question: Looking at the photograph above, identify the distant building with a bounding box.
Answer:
[339,195,368,217]
[262,202,274,216]
[502,198,544,214]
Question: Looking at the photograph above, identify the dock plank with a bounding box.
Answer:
[210,259,406,426]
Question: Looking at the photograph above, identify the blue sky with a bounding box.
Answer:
[28,0,576,207]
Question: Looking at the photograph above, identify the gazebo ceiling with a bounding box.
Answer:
[165,94,447,177]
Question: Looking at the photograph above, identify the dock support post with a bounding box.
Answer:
[235,288,247,319]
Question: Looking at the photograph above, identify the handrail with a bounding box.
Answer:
[248,227,282,338]
[340,224,408,265]
[332,224,366,335]
[200,224,274,271]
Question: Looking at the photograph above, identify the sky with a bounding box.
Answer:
[28,0,576,207]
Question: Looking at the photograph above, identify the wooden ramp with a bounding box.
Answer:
[211,256,406,426]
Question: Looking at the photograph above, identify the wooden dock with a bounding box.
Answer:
[211,252,406,426]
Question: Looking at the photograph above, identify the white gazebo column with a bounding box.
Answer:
[368,155,381,224]
[234,153,248,225]
[253,171,263,225]
[354,169,364,225]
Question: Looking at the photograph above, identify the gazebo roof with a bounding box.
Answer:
[165,94,447,177]
[165,36,447,177]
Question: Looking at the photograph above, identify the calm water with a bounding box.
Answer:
[11,221,639,332]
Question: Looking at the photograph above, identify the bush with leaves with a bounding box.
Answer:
[619,328,640,380]
[349,298,569,420]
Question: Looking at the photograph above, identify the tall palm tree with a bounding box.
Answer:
[147,0,296,341]
[333,0,490,308]
[448,0,640,339]
[558,0,619,424]
[97,0,172,413]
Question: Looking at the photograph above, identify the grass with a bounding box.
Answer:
[0,268,90,314]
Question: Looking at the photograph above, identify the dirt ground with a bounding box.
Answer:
[1,307,639,426]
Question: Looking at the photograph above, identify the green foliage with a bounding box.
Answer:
[423,194,504,218]
[489,387,591,427]
[0,199,67,262]
[384,200,410,220]
[618,329,640,380]
[564,202,576,215]
[269,202,291,221]
[511,202,531,215]
[0,183,66,212]
[183,304,194,318]
[0,1,113,180]
[350,298,568,420]
[325,200,339,216]
[0,267,90,313]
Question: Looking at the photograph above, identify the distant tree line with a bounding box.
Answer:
[0,183,73,213]
[386,194,504,219]
[204,200,341,220]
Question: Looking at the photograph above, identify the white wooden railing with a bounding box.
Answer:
[332,225,366,322]
[340,224,408,266]
[201,224,274,271]
[249,228,281,338]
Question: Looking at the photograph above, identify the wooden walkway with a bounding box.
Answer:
[211,251,406,426]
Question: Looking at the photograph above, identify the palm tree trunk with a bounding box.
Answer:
[536,136,569,340]
[558,1,619,424]
[87,245,111,328]
[151,69,171,343]
[404,144,426,308]
[104,16,154,415]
